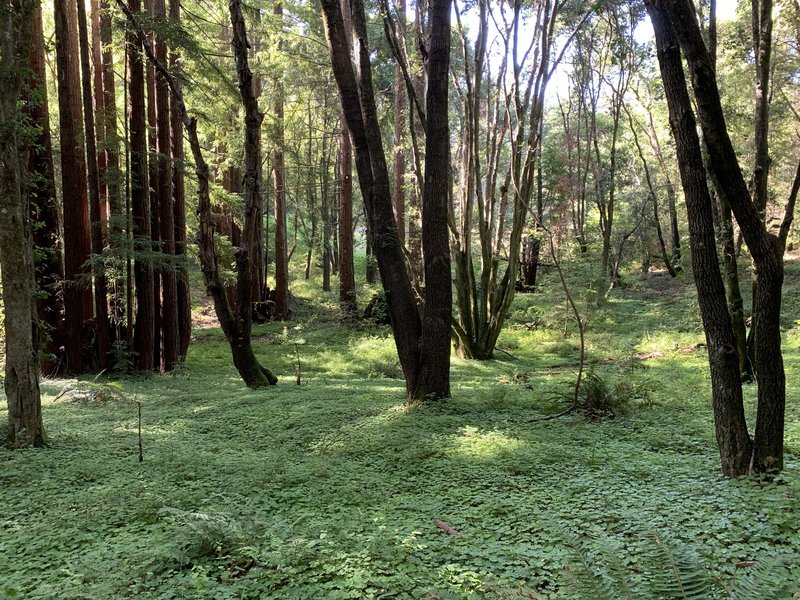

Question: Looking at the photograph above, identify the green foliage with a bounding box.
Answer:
[2,266,800,598]
[561,525,796,600]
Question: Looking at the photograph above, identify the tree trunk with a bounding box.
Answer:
[272,0,289,320]
[170,0,191,360]
[415,0,452,401]
[152,0,178,371]
[116,0,277,386]
[338,112,357,314]
[78,0,111,371]
[1,0,45,447]
[127,0,155,371]
[321,130,332,293]
[335,4,357,314]
[322,0,424,397]
[663,0,786,472]
[520,236,541,289]
[55,0,94,373]
[392,0,406,244]
[99,0,126,333]
[647,0,753,477]
[25,4,65,375]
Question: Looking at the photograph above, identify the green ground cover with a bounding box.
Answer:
[2,257,800,598]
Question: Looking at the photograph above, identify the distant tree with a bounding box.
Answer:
[0,0,45,447]
[170,0,191,361]
[77,0,111,370]
[272,0,289,320]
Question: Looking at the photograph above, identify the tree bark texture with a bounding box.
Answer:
[126,0,155,371]
[648,0,753,477]
[25,4,65,375]
[78,0,111,370]
[1,0,45,447]
[662,0,786,472]
[55,0,94,373]
[416,0,452,400]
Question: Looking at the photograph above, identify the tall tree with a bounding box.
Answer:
[99,0,126,333]
[55,0,94,373]
[321,0,452,400]
[78,0,111,370]
[1,0,45,447]
[272,0,289,320]
[116,0,278,387]
[25,3,65,375]
[153,0,179,370]
[418,0,452,397]
[338,2,357,317]
[651,0,788,474]
[391,0,406,243]
[170,0,191,361]
[127,0,155,371]
[646,0,751,477]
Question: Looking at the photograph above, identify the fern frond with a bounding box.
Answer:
[730,557,796,600]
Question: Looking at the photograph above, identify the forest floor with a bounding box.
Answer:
[2,255,800,599]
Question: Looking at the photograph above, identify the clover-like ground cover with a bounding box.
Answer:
[2,257,800,598]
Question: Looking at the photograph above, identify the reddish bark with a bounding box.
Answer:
[54,0,94,373]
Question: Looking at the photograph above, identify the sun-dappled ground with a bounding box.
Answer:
[2,255,800,598]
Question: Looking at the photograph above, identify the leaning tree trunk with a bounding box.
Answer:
[116,0,277,387]
[0,0,45,447]
[647,0,752,477]
[663,0,786,473]
[322,0,424,397]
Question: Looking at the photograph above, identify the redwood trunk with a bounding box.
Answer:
[127,0,155,371]
[78,0,111,370]
[99,0,126,330]
[26,5,65,375]
[55,0,94,373]
[273,0,289,319]
[154,0,178,370]
[170,0,191,360]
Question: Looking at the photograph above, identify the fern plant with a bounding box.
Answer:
[560,526,796,599]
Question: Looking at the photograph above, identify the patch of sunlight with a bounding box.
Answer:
[449,426,525,458]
